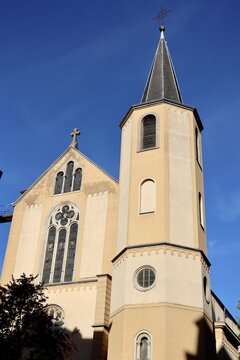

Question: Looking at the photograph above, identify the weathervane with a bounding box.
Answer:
[152,7,172,26]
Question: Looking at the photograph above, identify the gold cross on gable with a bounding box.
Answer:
[70,128,80,149]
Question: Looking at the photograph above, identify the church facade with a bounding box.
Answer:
[1,27,239,359]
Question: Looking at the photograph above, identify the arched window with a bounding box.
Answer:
[47,304,65,327]
[42,204,79,284]
[73,168,82,191]
[140,179,156,214]
[64,223,78,281]
[54,161,82,195]
[199,192,204,229]
[64,161,74,193]
[54,172,64,195]
[53,228,67,283]
[141,115,156,150]
[135,332,151,360]
[42,227,56,284]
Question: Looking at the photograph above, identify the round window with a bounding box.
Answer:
[135,266,156,291]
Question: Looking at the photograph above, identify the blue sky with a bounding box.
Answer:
[0,0,239,317]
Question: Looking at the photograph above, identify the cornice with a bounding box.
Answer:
[119,99,204,132]
[112,242,210,270]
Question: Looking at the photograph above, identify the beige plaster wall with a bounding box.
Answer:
[168,107,194,247]
[108,304,215,360]
[46,282,97,336]
[46,281,97,360]
[118,102,206,253]
[13,204,43,278]
[111,245,209,315]
[80,192,108,278]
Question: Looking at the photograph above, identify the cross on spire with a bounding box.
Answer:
[70,128,80,149]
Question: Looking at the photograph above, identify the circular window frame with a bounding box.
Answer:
[134,266,157,292]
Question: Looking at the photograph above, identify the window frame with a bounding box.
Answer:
[134,266,157,292]
[138,113,159,152]
[135,331,152,360]
[139,178,156,215]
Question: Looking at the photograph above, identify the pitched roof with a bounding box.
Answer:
[141,26,182,104]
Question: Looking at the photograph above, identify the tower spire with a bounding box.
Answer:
[141,26,182,104]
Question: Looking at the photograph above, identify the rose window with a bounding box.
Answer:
[55,205,75,226]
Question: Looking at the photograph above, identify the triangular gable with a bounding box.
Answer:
[14,146,118,206]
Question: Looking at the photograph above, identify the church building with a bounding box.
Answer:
[1,27,239,359]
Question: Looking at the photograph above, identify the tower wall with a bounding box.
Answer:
[109,101,212,359]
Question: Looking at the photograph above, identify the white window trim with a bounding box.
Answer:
[134,331,152,360]
[133,265,157,292]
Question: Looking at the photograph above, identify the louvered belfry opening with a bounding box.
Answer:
[142,115,156,150]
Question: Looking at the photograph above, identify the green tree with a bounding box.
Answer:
[0,274,73,360]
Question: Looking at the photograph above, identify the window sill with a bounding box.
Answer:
[139,211,155,215]
[52,189,82,197]
[137,146,159,153]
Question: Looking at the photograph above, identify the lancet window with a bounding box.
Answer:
[42,203,79,284]
[54,161,82,195]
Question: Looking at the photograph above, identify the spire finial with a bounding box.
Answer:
[70,128,80,149]
[159,25,165,39]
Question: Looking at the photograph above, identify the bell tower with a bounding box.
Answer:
[108,27,216,360]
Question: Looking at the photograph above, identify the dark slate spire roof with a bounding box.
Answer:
[141,26,182,104]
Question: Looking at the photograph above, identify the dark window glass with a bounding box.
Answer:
[73,168,82,191]
[140,337,148,360]
[142,115,156,149]
[42,227,56,284]
[53,229,66,283]
[54,172,64,195]
[137,268,155,288]
[64,223,78,282]
[63,161,74,193]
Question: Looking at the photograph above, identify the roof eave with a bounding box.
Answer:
[119,98,204,132]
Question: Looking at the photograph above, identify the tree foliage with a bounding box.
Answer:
[0,274,73,360]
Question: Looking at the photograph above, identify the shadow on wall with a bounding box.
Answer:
[67,327,92,360]
[217,346,237,360]
[67,327,108,360]
[185,317,217,360]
